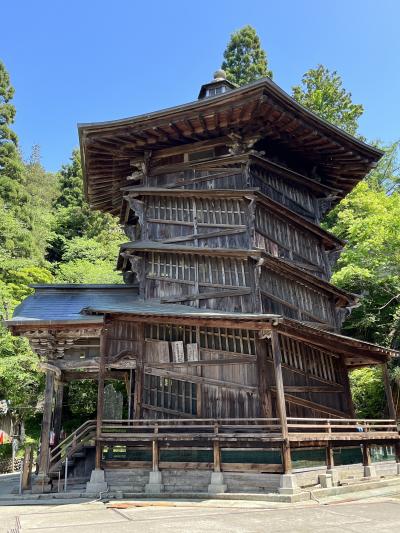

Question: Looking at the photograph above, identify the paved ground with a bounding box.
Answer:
[2,494,400,533]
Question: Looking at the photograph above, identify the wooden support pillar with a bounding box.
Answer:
[134,323,145,419]
[381,363,396,420]
[38,370,55,476]
[95,327,107,469]
[53,381,64,446]
[341,359,356,418]
[271,328,291,473]
[152,440,159,472]
[213,440,221,473]
[256,336,273,418]
[326,444,334,470]
[362,444,371,467]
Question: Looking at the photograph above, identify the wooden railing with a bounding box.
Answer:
[99,417,399,440]
[49,417,399,473]
[49,420,96,472]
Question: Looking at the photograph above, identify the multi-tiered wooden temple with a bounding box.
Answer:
[7,71,400,495]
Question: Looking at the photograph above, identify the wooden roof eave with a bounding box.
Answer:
[79,78,383,210]
[278,319,398,364]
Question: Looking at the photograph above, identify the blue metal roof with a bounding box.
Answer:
[6,284,281,326]
[7,284,139,325]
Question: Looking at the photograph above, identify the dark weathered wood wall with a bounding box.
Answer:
[101,320,351,420]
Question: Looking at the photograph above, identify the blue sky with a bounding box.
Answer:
[2,0,400,172]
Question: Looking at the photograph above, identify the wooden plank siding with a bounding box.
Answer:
[102,321,353,421]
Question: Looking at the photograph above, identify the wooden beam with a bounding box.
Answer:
[144,366,257,392]
[160,288,251,304]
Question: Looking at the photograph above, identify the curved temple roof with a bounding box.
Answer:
[79,76,383,214]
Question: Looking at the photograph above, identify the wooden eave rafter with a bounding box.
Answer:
[79,78,382,214]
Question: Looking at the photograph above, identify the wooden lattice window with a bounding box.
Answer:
[148,252,196,282]
[143,374,197,415]
[199,327,256,355]
[146,196,246,227]
[275,336,339,384]
[196,199,246,226]
[198,257,249,287]
[147,197,193,222]
[145,324,197,344]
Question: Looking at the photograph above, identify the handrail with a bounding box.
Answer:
[49,419,96,471]
[49,417,399,471]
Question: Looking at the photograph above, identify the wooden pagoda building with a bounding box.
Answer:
[7,71,400,496]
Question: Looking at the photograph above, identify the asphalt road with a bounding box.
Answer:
[2,495,400,533]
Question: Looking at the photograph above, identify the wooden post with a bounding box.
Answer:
[341,360,356,418]
[134,323,145,419]
[95,327,107,469]
[326,445,334,470]
[21,446,32,491]
[53,381,64,446]
[271,328,291,473]
[213,440,221,473]
[152,440,159,472]
[38,370,55,476]
[256,337,273,418]
[326,420,334,470]
[381,363,396,420]
[362,444,371,467]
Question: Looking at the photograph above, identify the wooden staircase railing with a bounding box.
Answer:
[49,419,96,473]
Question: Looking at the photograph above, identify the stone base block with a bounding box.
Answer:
[31,474,52,494]
[319,473,333,488]
[145,470,164,494]
[85,469,108,495]
[326,469,339,486]
[397,463,400,475]
[364,465,377,478]
[208,472,227,494]
[279,473,299,495]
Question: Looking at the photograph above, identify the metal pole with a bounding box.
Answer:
[19,466,23,496]
[64,457,68,492]
[58,470,61,493]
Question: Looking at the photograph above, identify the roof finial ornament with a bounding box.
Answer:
[213,69,227,81]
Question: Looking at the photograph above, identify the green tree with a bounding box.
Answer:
[292,65,363,136]
[324,147,400,348]
[0,326,42,416]
[349,367,386,418]
[48,149,123,269]
[221,25,272,86]
[0,61,34,258]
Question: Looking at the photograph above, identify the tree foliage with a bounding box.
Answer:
[292,65,363,135]
[349,367,386,419]
[221,25,272,86]
[0,62,122,419]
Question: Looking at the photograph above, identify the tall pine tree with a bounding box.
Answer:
[221,25,272,86]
